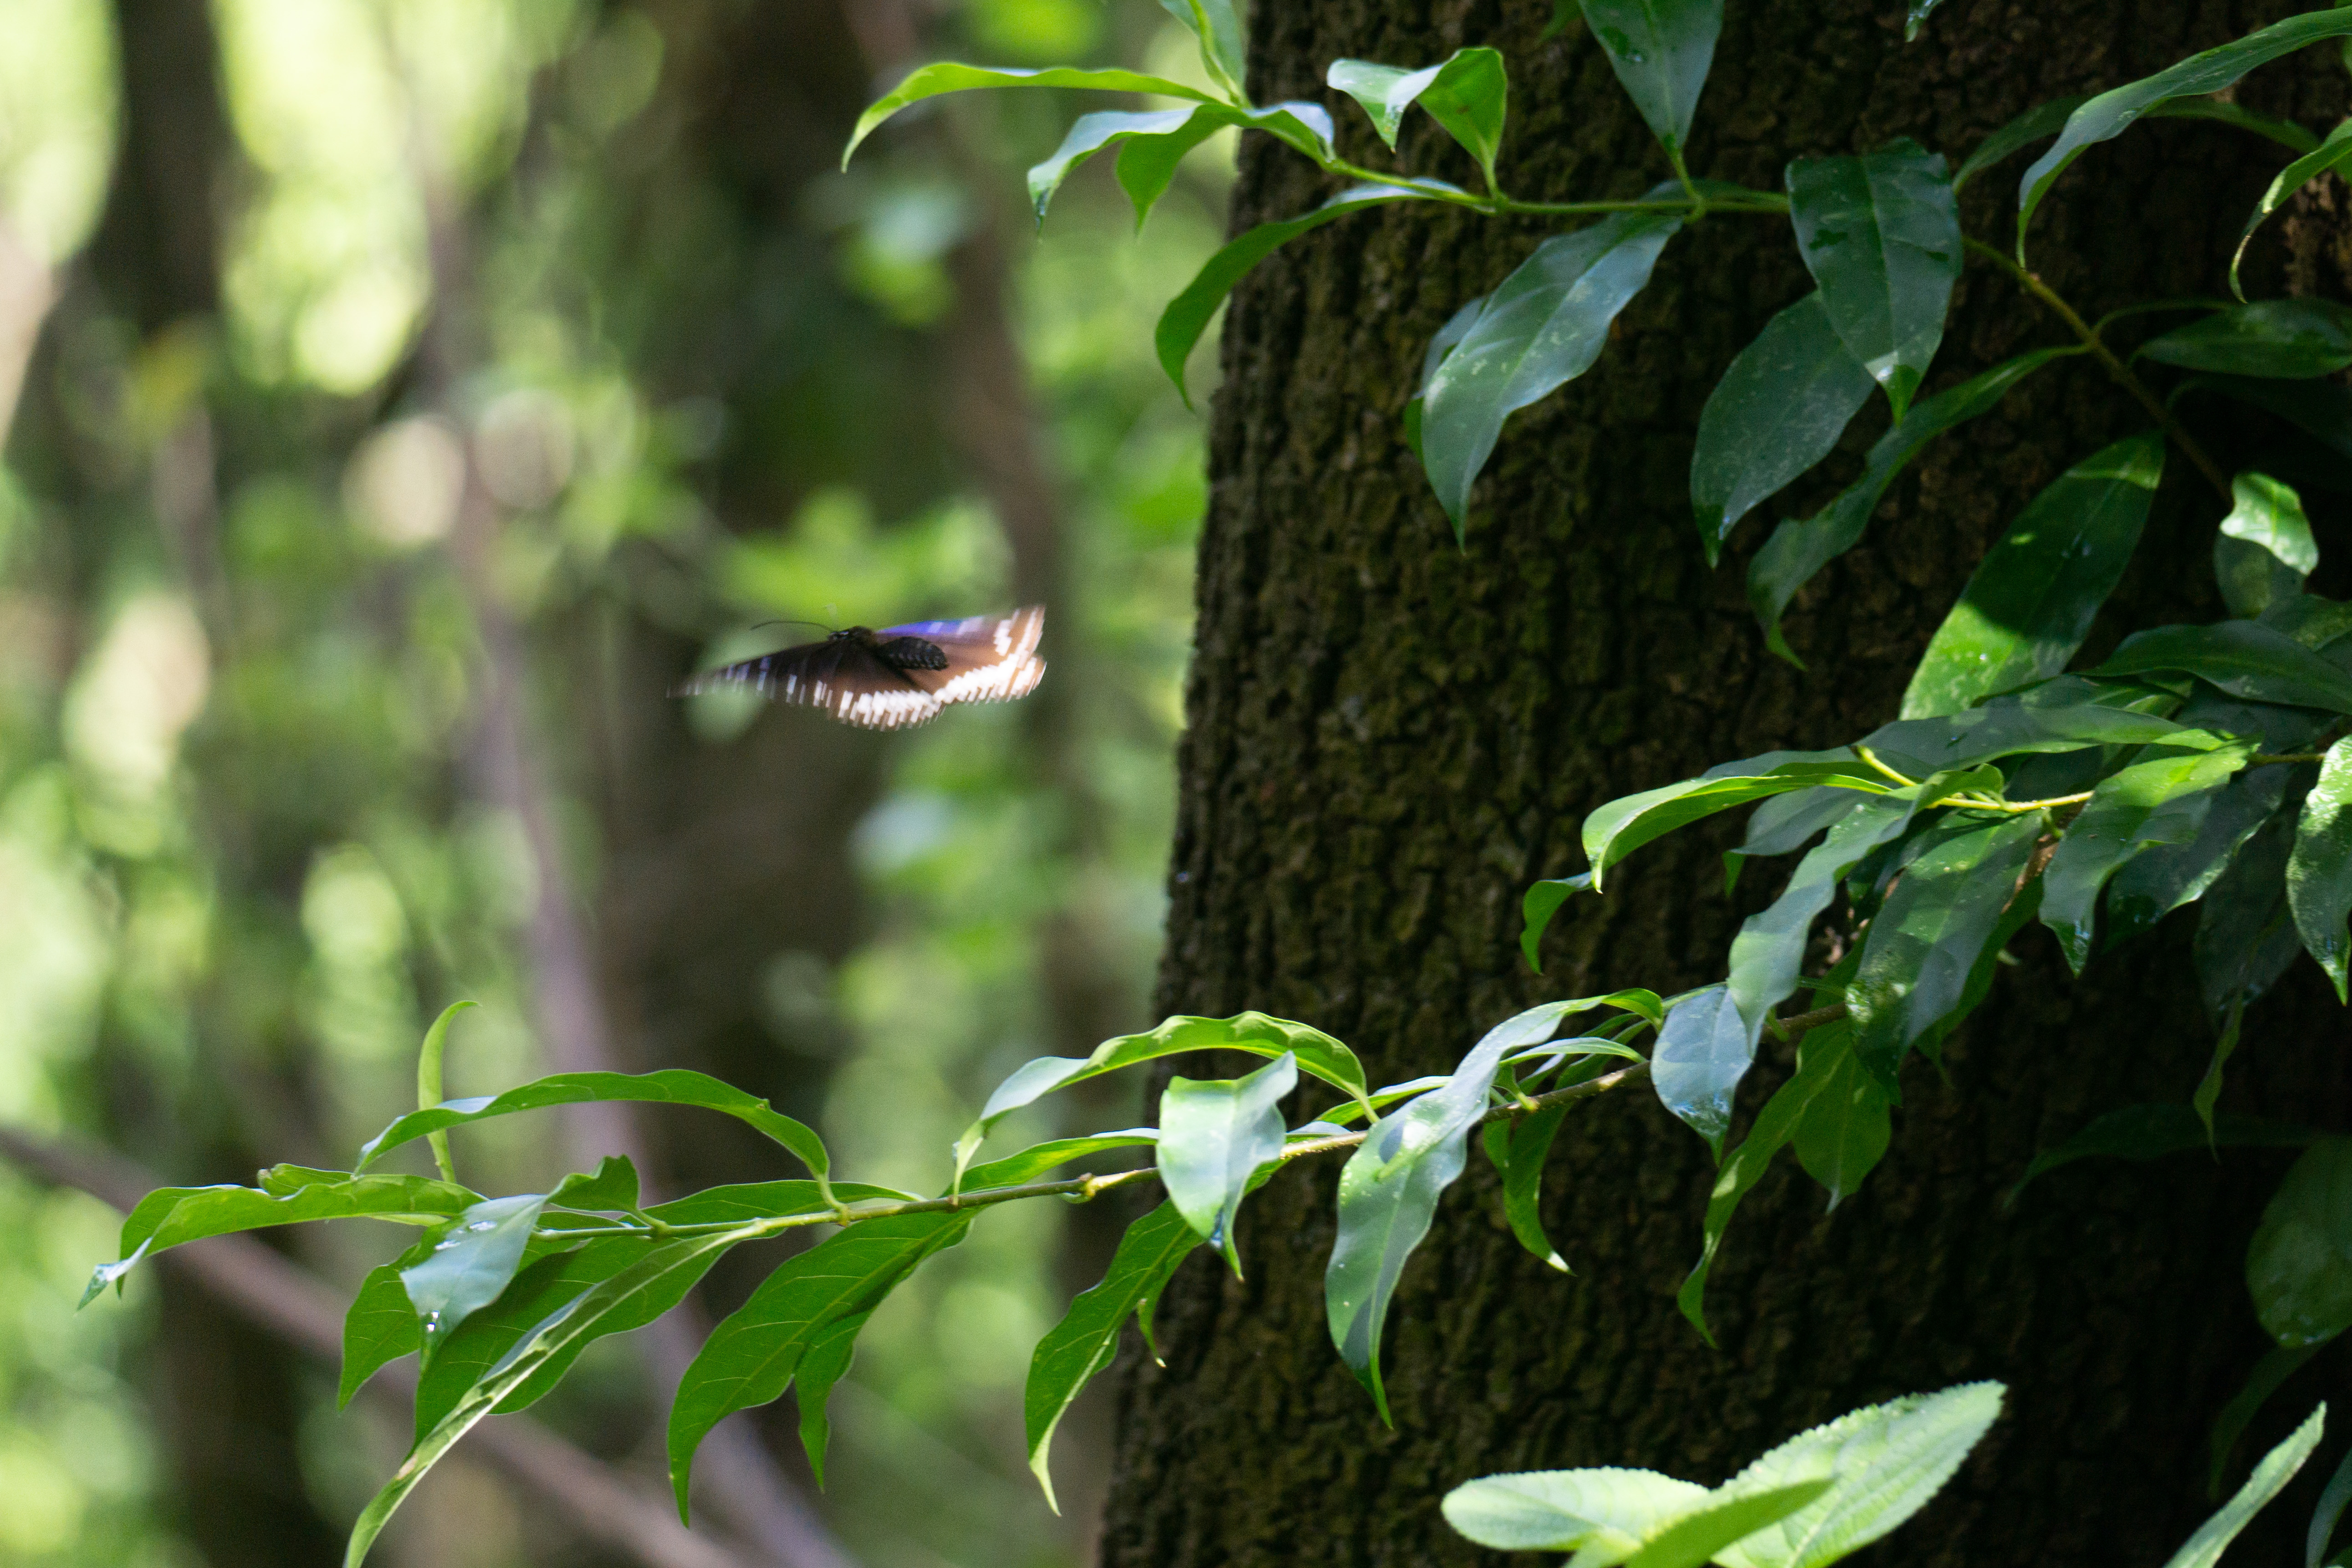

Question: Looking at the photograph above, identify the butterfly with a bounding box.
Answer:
[675,606,1047,730]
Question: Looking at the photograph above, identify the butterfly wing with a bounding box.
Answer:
[878,605,1046,710]
[675,638,945,730]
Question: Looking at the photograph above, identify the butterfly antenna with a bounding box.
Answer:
[748,618,833,637]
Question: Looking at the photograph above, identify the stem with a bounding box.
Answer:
[1319,155,1786,221]
[1667,143,1706,215]
[2254,752,2330,766]
[1852,745,1919,788]
[1963,239,2233,502]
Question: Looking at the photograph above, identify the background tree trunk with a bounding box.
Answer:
[1105,1,2352,1562]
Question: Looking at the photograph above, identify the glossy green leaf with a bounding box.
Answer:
[2209,1343,2327,1498]
[1584,751,1890,890]
[356,1069,831,1185]
[1325,1006,1549,1417]
[1902,0,1949,41]
[338,1235,435,1408]
[2216,473,2319,619]
[1902,432,2164,718]
[1521,872,1593,971]
[1866,693,2220,774]
[2017,8,2352,255]
[414,1000,472,1185]
[2253,1139,2352,1347]
[1651,985,1761,1153]
[1486,1101,1573,1271]
[1790,1046,1891,1211]
[346,1227,759,1568]
[1328,49,1508,190]
[1915,876,2043,1063]
[845,65,1217,167]
[1849,814,2043,1084]
[1157,184,1437,404]
[1575,0,1722,156]
[2266,594,2352,654]
[2108,766,2297,948]
[958,1131,1158,1191]
[1624,1483,1836,1568]
[1026,1200,1202,1509]
[2008,1101,2317,1204]
[1156,1052,1295,1271]
[1952,94,2090,193]
[86,1173,481,1302]
[2146,97,2324,157]
[2290,737,2352,1001]
[401,1193,547,1363]
[668,1212,970,1518]
[2198,813,2307,1022]
[1678,1016,1856,1341]
[1715,1383,2006,1568]
[2092,620,2352,714]
[2043,748,2248,972]
[1421,197,1685,535]
[791,1306,870,1489]
[2233,120,2352,298]
[2193,998,2247,1144]
[2141,299,2352,379]
[1786,139,1961,419]
[957,1012,1365,1180]
[2306,1441,2352,1563]
[2162,1404,2327,1568]
[1690,291,1875,561]
[1028,107,1203,227]
[1443,1467,1710,1555]
[1749,346,2073,662]
[1155,0,1246,100]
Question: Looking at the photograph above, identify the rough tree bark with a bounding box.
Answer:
[1105,2,2352,1563]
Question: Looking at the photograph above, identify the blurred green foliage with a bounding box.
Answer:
[0,0,1225,1563]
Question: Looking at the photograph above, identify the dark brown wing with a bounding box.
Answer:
[878,606,1046,710]
[675,638,944,730]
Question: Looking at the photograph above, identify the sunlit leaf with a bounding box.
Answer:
[338,1235,435,1408]
[845,64,1217,168]
[2017,8,2352,255]
[1155,0,1246,101]
[1328,49,1508,190]
[1690,291,1875,562]
[2042,748,2248,972]
[2091,620,2352,714]
[2215,473,2319,619]
[401,1193,548,1364]
[1902,432,2164,718]
[958,1131,1159,1191]
[2232,120,2352,299]
[547,1155,641,1214]
[2161,1404,2327,1568]
[1584,752,1891,890]
[2141,300,2352,379]
[667,1212,971,1518]
[87,1173,482,1302]
[1156,1052,1295,1271]
[1625,1483,1836,1568]
[1786,139,1961,419]
[1442,1467,1710,1554]
[1750,347,2074,662]
[1486,1100,1573,1271]
[2290,738,2352,1001]
[1575,0,1723,157]
[2108,768,2298,949]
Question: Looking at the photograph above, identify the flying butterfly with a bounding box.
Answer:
[675,606,1046,731]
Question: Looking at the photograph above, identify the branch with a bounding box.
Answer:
[0,1125,753,1568]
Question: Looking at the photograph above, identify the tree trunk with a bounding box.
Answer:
[1104,2,2352,1562]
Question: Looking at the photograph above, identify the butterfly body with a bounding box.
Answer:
[677,607,1046,731]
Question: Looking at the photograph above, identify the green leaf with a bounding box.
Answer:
[1575,0,1723,156]
[2145,96,2325,157]
[2290,737,2352,1001]
[1651,986,1761,1153]
[2042,748,2249,972]
[2109,767,2298,948]
[547,1155,639,1214]
[791,1307,870,1489]
[85,1173,482,1302]
[1862,690,2224,775]
[1327,49,1508,191]
[1916,875,2043,1063]
[2209,1343,2328,1498]
[958,1131,1159,1191]
[401,1193,548,1364]
[355,1068,832,1187]
[1026,1200,1202,1509]
[1952,94,2091,193]
[339,1235,436,1408]
[2162,1404,2327,1568]
[2216,473,2320,619]
[346,1227,760,1568]
[2233,119,2352,299]
[1786,139,1961,419]
[2193,998,2247,1143]
[1677,1017,1859,1341]
[2306,1440,2352,1564]
[1488,1101,1573,1271]
[2141,299,2352,379]
[1749,347,2073,662]
[1902,0,1950,42]
[1156,185,1437,404]
[1624,1483,1836,1568]
[1028,107,1206,228]
[1154,0,1246,101]
[1848,814,2044,1086]
[845,65,1217,167]
[1715,1383,2006,1568]
[1690,291,1876,562]
[1790,1046,1891,1210]
[667,1212,971,1518]
[1901,432,2165,718]
[1325,1006,1552,1417]
[957,1012,1365,1180]
[414,999,473,1185]
[2199,812,2308,1021]
[1422,196,1687,535]
[1521,872,1594,971]
[1443,1468,1710,1555]
[2252,1139,2352,1347]
[2092,620,2352,714]
[2009,1101,2318,1204]
[1583,751,1889,889]
[2016,7,2352,255]
[1156,1052,1295,1271]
